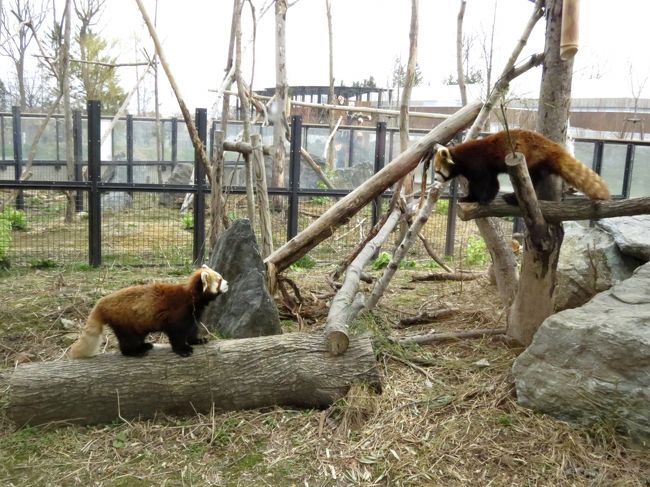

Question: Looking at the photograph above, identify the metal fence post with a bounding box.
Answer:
[444,179,459,257]
[372,122,387,226]
[73,110,83,212]
[193,108,207,265]
[622,143,635,198]
[11,106,24,209]
[287,115,303,241]
[87,100,102,267]
[126,114,134,187]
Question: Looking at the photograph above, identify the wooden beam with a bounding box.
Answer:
[221,90,450,120]
[457,197,650,223]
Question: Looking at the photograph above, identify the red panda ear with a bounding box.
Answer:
[437,147,454,165]
[200,271,209,293]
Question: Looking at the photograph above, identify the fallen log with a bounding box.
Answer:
[0,333,379,427]
[396,307,459,328]
[411,271,484,282]
[398,328,506,346]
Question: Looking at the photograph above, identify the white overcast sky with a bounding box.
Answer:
[9,0,650,115]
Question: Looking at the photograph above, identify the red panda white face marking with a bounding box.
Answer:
[200,264,228,295]
[433,146,455,184]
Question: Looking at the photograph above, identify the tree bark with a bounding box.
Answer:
[209,130,225,251]
[1,334,380,427]
[398,0,419,195]
[325,0,336,171]
[365,184,439,311]
[62,0,75,224]
[272,0,289,209]
[456,0,468,106]
[458,197,650,222]
[456,0,544,307]
[324,208,402,355]
[507,0,572,347]
[399,328,505,346]
[264,100,482,274]
[252,133,273,258]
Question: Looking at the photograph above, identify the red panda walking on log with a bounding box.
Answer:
[432,129,610,205]
[68,265,228,359]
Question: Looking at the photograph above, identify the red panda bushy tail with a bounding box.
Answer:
[555,154,610,200]
[68,308,105,359]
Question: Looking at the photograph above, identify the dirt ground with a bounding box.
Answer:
[0,262,649,486]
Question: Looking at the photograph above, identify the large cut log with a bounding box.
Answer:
[0,333,379,427]
[264,100,482,273]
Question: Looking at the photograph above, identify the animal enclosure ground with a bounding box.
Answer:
[0,264,648,486]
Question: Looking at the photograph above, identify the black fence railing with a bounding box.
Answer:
[1,103,648,268]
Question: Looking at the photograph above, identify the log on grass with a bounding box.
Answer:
[1,333,379,427]
[264,100,482,273]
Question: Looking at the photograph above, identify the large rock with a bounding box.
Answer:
[597,215,650,263]
[513,262,650,444]
[101,191,133,211]
[202,219,282,338]
[159,163,193,208]
[554,222,639,311]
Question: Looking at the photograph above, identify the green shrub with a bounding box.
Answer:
[1,207,27,230]
[290,254,317,271]
[465,236,489,266]
[181,212,193,230]
[371,251,391,270]
[0,218,11,266]
[435,199,449,215]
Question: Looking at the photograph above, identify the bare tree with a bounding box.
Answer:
[325,0,335,171]
[60,0,75,223]
[0,0,48,108]
[507,0,571,346]
[456,0,467,106]
[272,0,289,210]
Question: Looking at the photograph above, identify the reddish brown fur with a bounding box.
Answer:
[69,267,226,358]
[434,129,610,204]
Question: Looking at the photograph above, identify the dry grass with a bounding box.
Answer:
[1,263,649,486]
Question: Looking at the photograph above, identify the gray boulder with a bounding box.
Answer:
[202,219,282,338]
[159,163,193,207]
[101,191,133,211]
[513,261,650,444]
[597,215,650,263]
[554,221,639,311]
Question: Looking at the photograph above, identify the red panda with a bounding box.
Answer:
[433,129,610,205]
[68,265,228,359]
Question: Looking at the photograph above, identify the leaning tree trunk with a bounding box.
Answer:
[264,100,482,274]
[1,334,379,427]
[507,0,572,346]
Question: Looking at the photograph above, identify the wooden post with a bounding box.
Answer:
[252,133,273,258]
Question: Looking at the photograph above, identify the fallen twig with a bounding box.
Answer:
[396,307,459,328]
[398,328,506,346]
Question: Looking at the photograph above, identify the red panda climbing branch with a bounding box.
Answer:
[433,129,610,205]
[68,265,228,359]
